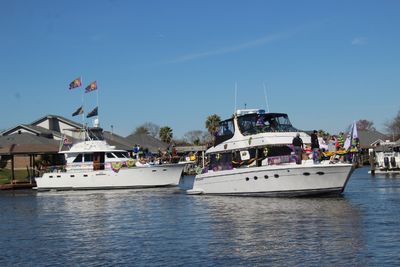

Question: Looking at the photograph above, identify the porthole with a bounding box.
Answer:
[264,175,269,179]
[49,176,53,178]
[70,175,75,178]
[274,174,279,178]
[303,172,310,176]
[152,170,157,172]
[83,174,88,177]
[316,171,325,175]
[163,169,167,171]
[245,177,250,181]
[57,175,61,178]
[254,176,258,180]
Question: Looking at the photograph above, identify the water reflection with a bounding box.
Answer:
[2,168,400,266]
[191,195,365,265]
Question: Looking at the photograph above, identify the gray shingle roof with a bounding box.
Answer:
[357,130,389,148]
[125,133,168,153]
[0,133,59,155]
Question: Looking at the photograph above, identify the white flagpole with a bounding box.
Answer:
[81,76,85,131]
[263,82,270,113]
[96,81,99,121]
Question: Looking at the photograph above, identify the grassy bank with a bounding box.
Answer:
[0,169,30,184]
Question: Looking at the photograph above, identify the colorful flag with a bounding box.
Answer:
[72,106,84,116]
[69,77,82,89]
[86,107,98,118]
[85,81,97,93]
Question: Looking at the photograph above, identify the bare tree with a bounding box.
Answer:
[133,126,149,135]
[183,130,204,145]
[385,111,400,141]
[141,122,160,138]
[356,119,375,131]
[132,122,160,137]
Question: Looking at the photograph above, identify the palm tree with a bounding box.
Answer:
[159,126,173,143]
[205,114,221,136]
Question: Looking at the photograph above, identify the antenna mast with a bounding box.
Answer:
[263,82,270,112]
[234,82,237,113]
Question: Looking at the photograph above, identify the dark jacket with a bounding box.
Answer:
[292,136,303,147]
[311,133,320,149]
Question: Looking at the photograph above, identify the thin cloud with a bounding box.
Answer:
[351,37,367,45]
[165,31,294,64]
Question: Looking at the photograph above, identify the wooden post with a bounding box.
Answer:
[11,154,15,183]
[369,148,375,175]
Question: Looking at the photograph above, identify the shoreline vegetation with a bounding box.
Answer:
[0,169,30,185]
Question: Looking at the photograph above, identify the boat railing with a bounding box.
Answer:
[36,158,177,176]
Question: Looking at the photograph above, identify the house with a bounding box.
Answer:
[357,130,390,149]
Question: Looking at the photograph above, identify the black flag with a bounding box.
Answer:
[72,106,84,116]
[86,107,98,118]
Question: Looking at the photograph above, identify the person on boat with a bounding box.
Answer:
[292,133,304,164]
[132,144,140,159]
[328,135,337,151]
[311,130,320,164]
[336,132,345,150]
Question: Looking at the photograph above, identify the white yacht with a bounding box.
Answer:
[187,109,354,196]
[34,127,184,191]
[369,141,400,174]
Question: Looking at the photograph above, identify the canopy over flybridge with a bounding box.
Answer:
[235,109,265,116]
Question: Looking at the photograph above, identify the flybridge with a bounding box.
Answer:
[235,109,265,116]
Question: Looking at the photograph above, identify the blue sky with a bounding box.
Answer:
[1,0,399,138]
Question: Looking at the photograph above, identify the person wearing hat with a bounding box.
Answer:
[292,133,304,164]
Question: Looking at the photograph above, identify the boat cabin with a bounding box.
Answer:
[65,150,130,171]
[215,110,298,146]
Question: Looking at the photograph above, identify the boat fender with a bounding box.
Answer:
[390,157,396,168]
[384,157,389,167]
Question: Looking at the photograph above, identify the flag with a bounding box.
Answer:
[344,122,358,150]
[85,81,97,93]
[72,106,84,116]
[69,77,82,89]
[86,107,98,118]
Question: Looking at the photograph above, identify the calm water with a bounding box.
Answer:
[1,167,400,266]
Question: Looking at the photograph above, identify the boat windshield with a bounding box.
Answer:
[237,113,297,135]
[214,119,235,146]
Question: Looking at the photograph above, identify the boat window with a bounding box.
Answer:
[114,152,127,158]
[106,153,115,158]
[73,154,83,163]
[209,153,233,171]
[84,154,93,162]
[237,113,297,135]
[215,119,235,146]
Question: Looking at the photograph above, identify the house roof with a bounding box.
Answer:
[30,114,82,129]
[0,133,59,155]
[103,131,134,151]
[357,130,389,148]
[125,133,168,153]
[1,114,82,137]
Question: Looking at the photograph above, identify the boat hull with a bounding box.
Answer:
[35,164,184,191]
[188,161,354,197]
